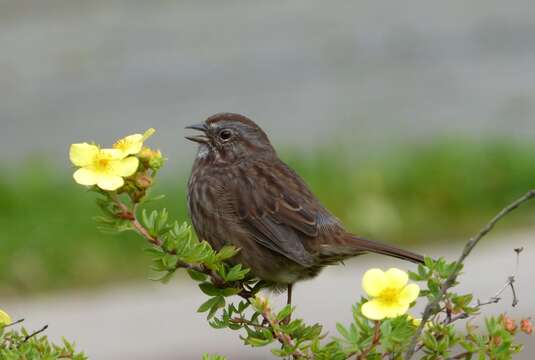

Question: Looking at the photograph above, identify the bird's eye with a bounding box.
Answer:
[218,129,233,141]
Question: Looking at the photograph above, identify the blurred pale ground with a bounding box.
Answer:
[1,0,535,358]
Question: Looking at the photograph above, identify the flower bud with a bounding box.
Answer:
[139,147,165,170]
[520,319,533,335]
[135,173,153,189]
[254,295,270,312]
[138,147,155,160]
[502,315,517,334]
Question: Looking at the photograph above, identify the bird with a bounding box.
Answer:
[185,113,423,304]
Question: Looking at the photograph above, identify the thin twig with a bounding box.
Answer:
[446,313,470,324]
[356,321,381,360]
[441,247,524,329]
[23,325,48,343]
[405,190,535,359]
[3,319,24,328]
[476,276,514,307]
[477,248,522,308]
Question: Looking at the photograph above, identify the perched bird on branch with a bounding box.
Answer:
[186,113,424,304]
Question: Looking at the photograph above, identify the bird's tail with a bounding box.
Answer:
[319,234,424,265]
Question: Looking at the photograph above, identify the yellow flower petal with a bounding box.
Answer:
[361,299,387,320]
[124,134,143,143]
[0,309,12,325]
[113,129,155,155]
[382,301,410,318]
[384,268,408,290]
[100,148,126,160]
[111,156,139,177]
[73,168,99,186]
[97,174,125,191]
[119,134,144,154]
[399,283,420,304]
[362,269,387,297]
[69,143,99,166]
[142,128,156,141]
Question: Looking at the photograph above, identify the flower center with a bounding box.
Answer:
[378,288,400,305]
[93,155,113,172]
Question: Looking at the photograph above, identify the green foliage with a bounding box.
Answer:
[0,324,86,359]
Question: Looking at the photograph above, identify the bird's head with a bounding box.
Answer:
[185,113,275,164]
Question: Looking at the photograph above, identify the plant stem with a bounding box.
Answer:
[356,321,381,360]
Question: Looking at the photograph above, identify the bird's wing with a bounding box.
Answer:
[230,160,340,267]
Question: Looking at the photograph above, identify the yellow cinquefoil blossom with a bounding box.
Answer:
[0,309,12,325]
[69,143,139,191]
[113,128,155,156]
[361,268,420,320]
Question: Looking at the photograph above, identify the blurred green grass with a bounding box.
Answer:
[1,138,535,296]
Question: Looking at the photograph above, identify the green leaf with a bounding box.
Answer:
[199,283,223,296]
[187,269,207,282]
[143,247,164,256]
[216,246,239,261]
[336,323,351,342]
[247,337,273,347]
[276,305,293,322]
[198,297,222,313]
[162,253,178,268]
[225,264,250,282]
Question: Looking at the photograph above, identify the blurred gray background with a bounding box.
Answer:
[2,1,535,359]
[2,0,535,164]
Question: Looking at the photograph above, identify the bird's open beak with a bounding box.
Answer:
[185,123,209,144]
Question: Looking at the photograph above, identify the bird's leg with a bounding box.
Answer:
[283,283,293,325]
[287,283,293,306]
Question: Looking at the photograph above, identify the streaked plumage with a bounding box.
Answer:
[186,113,423,287]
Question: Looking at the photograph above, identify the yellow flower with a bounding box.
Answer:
[113,128,155,156]
[361,268,420,320]
[0,309,12,325]
[69,143,139,191]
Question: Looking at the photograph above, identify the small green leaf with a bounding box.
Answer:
[216,246,239,261]
[187,269,207,282]
[199,283,222,296]
[198,297,221,313]
[276,305,293,322]
[247,337,273,347]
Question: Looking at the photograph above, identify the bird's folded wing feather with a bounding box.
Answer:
[230,160,339,267]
